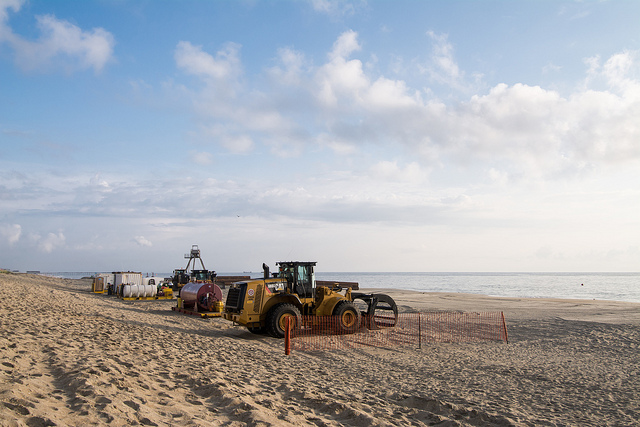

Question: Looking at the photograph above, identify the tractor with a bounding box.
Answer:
[223,261,398,338]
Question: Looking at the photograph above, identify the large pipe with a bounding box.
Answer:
[180,282,223,312]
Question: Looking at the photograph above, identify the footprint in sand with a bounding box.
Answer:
[2,401,31,416]
[123,400,140,411]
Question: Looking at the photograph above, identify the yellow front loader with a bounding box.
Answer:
[223,261,397,338]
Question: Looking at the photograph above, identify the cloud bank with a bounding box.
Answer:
[173,30,640,183]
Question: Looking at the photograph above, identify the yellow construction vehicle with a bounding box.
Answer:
[223,261,397,338]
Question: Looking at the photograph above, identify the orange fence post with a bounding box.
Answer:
[285,316,291,355]
[418,312,422,349]
[501,311,509,344]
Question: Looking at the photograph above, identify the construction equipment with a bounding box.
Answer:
[171,245,212,294]
[170,268,190,291]
[91,276,105,293]
[172,281,224,317]
[118,276,174,301]
[170,245,249,295]
[170,245,250,316]
[223,261,398,338]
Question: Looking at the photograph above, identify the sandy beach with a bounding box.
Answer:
[1,273,639,426]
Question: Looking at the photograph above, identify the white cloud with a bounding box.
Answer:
[221,134,254,153]
[315,133,358,155]
[174,41,241,81]
[421,31,469,92]
[542,62,562,74]
[311,0,332,13]
[0,223,21,245]
[267,47,307,87]
[311,0,361,19]
[364,77,420,109]
[90,174,110,189]
[173,30,640,183]
[0,1,115,73]
[602,51,638,91]
[314,31,369,109]
[189,151,214,165]
[488,168,509,186]
[134,236,152,247]
[201,125,255,153]
[0,0,21,21]
[38,231,65,253]
[3,154,637,272]
[329,29,361,61]
[437,76,640,180]
[457,83,563,151]
[370,161,427,183]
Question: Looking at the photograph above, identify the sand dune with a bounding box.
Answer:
[1,273,639,426]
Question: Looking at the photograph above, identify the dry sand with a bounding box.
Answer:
[1,273,639,426]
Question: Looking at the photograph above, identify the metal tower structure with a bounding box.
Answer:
[184,245,206,271]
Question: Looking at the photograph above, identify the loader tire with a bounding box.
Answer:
[266,303,301,338]
[333,301,361,334]
[247,326,266,334]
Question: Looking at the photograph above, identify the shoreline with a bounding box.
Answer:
[17,270,640,304]
[359,287,640,325]
[1,274,639,426]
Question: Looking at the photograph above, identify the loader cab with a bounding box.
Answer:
[277,261,316,299]
[172,269,190,287]
[191,269,215,282]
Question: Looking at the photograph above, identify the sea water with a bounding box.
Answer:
[43,271,640,303]
[316,272,640,303]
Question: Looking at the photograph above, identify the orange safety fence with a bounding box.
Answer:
[286,312,508,354]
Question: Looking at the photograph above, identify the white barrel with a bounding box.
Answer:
[141,278,149,297]
[142,278,160,297]
[123,284,131,298]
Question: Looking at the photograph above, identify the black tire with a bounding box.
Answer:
[333,301,361,334]
[266,303,302,338]
[247,326,266,334]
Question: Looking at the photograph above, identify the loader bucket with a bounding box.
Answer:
[352,292,398,330]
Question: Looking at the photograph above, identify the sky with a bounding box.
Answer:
[1,0,639,273]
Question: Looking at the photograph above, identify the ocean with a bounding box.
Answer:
[42,271,640,303]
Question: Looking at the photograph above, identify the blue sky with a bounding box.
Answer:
[1,0,639,273]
